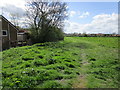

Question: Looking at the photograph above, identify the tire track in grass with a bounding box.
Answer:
[72,50,89,88]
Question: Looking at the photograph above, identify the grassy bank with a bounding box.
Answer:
[2,37,119,88]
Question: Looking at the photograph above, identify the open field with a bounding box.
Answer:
[1,37,120,88]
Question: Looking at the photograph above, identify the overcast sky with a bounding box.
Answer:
[0,0,119,34]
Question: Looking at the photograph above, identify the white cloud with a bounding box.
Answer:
[3,4,25,16]
[79,11,90,19]
[64,13,118,34]
[69,11,76,17]
[0,0,26,16]
[0,0,26,27]
[0,0,26,9]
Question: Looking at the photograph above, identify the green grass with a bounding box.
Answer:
[1,37,120,88]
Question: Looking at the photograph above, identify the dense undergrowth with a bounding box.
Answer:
[1,37,120,88]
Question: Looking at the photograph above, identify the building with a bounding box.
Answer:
[17,30,31,46]
[0,15,18,50]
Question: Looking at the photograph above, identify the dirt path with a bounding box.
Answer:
[72,50,89,88]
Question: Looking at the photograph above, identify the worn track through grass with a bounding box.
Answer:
[72,50,90,88]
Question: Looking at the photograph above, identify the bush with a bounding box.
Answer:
[30,26,64,44]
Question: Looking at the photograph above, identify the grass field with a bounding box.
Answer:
[1,37,120,88]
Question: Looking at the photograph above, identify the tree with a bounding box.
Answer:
[25,0,68,43]
[9,13,20,27]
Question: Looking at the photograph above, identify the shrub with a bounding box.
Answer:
[30,26,64,44]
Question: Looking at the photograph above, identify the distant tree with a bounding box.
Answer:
[25,0,68,43]
[83,32,87,37]
[112,32,116,35]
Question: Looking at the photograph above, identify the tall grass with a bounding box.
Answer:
[2,37,119,88]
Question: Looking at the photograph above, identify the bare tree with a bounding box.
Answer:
[9,13,20,27]
[25,0,68,43]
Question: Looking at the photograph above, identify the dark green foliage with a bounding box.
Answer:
[30,27,64,44]
[90,58,96,61]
